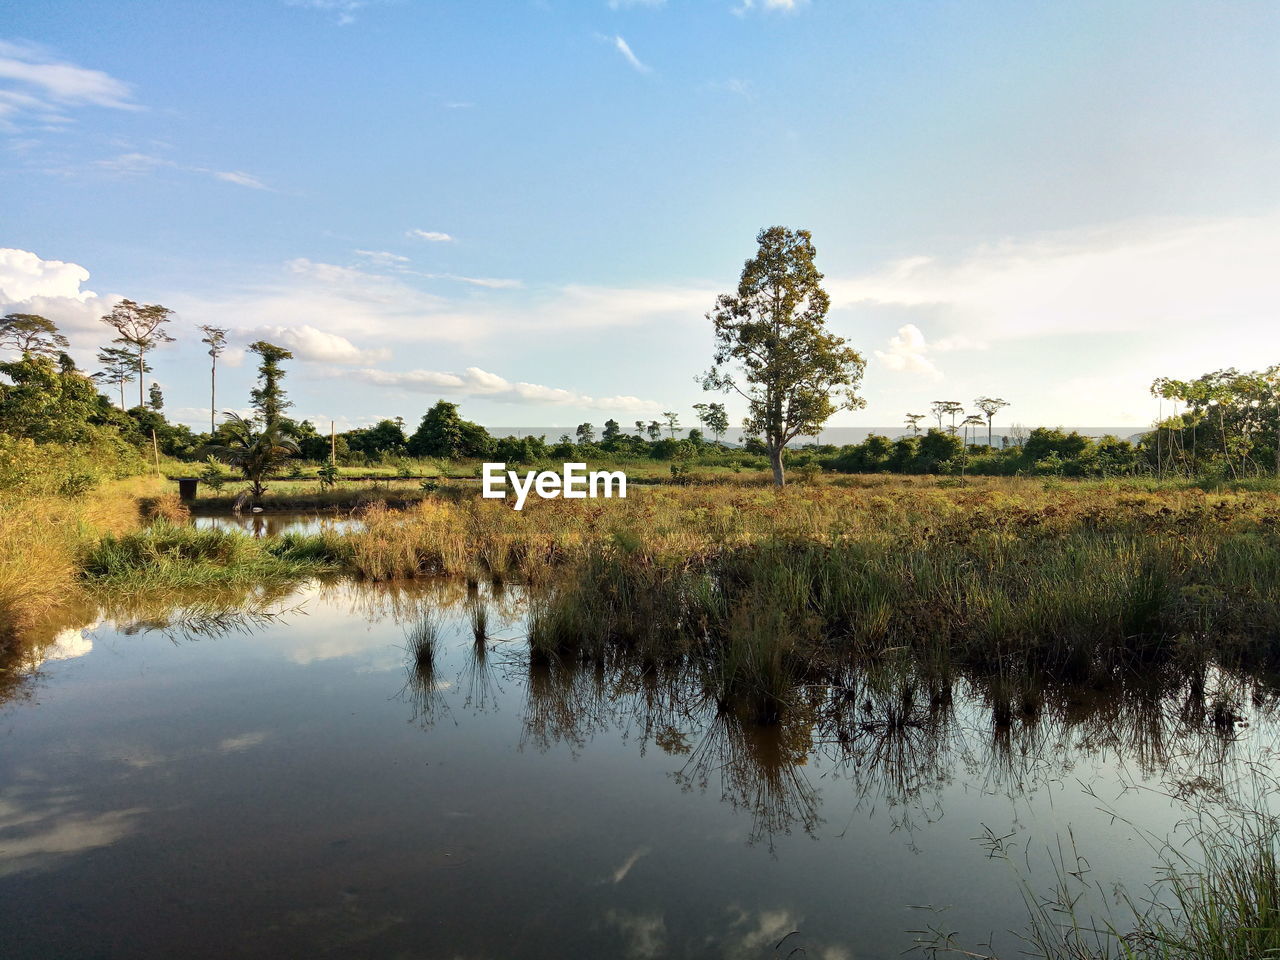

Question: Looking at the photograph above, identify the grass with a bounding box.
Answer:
[325,481,1280,717]
[79,520,349,595]
[0,475,172,645]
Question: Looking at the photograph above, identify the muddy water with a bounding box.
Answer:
[0,580,1272,959]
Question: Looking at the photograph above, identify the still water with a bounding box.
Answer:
[1,580,1271,959]
[192,512,363,537]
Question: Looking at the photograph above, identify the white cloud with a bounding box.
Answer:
[828,213,1280,343]
[93,152,270,190]
[354,249,410,266]
[284,0,373,26]
[0,248,95,302]
[0,41,138,126]
[416,272,523,289]
[613,36,651,73]
[238,323,391,364]
[213,170,269,190]
[874,323,940,378]
[407,229,454,242]
[340,364,664,412]
[734,0,806,14]
[171,258,712,347]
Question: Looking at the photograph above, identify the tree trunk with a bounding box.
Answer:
[210,357,217,434]
[768,442,785,488]
[138,349,146,409]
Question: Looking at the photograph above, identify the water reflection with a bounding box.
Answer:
[193,511,362,538]
[0,578,1274,959]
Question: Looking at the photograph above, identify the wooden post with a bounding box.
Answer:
[151,429,161,476]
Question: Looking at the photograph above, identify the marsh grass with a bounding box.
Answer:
[80,520,347,594]
[331,481,1280,721]
[0,476,170,648]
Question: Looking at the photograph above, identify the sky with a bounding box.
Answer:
[1,0,1278,435]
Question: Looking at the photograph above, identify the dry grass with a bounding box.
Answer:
[0,475,170,646]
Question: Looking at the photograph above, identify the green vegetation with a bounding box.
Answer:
[80,520,347,595]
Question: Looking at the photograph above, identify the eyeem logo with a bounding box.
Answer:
[482,462,627,511]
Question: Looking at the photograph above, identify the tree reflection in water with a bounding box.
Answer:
[5,578,1273,855]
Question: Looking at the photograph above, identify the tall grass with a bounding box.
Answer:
[0,475,168,646]
[337,484,1280,718]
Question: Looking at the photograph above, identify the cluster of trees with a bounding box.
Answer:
[903,397,1011,447]
[1150,367,1280,479]
[822,427,1144,477]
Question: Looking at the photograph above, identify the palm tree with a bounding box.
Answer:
[205,412,299,499]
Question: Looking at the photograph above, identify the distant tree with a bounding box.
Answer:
[973,396,1010,448]
[408,400,494,459]
[904,412,924,436]
[917,428,963,473]
[94,346,147,409]
[0,313,70,357]
[348,419,407,457]
[576,422,596,444]
[99,299,175,408]
[662,411,680,439]
[634,420,646,437]
[688,427,704,444]
[930,400,964,434]
[247,341,294,428]
[1023,427,1091,464]
[602,419,621,442]
[148,382,164,412]
[702,226,865,486]
[647,421,662,442]
[205,412,300,499]
[692,403,709,433]
[704,402,729,443]
[198,325,229,434]
[960,414,985,447]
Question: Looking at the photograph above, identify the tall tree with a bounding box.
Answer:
[602,419,621,442]
[904,412,924,436]
[94,346,147,409]
[148,382,165,412]
[973,396,1010,448]
[705,402,729,444]
[634,419,646,437]
[99,299,175,407]
[199,325,229,434]
[247,340,294,429]
[646,420,662,442]
[0,314,70,357]
[702,226,865,486]
[576,422,596,444]
[662,411,680,439]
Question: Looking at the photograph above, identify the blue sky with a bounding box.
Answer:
[2,0,1278,433]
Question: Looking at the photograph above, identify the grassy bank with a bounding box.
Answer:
[0,475,173,645]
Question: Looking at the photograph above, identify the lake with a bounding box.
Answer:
[0,579,1269,959]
